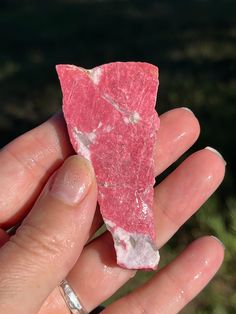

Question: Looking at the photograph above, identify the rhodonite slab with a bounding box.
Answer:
[56,62,160,269]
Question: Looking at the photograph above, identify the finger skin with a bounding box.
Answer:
[38,232,132,314]
[67,232,135,311]
[0,156,97,314]
[0,113,74,227]
[154,147,226,248]
[103,236,224,314]
[39,148,225,313]
[154,107,200,176]
[0,108,199,228]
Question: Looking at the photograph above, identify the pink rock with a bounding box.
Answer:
[56,62,160,269]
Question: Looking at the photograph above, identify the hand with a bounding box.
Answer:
[0,108,225,314]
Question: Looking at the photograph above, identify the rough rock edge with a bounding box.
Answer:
[105,218,160,270]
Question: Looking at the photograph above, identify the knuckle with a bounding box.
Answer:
[10,221,68,264]
[157,195,180,229]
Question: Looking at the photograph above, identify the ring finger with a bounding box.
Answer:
[103,236,224,314]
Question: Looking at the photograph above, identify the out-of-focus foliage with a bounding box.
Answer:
[0,0,235,312]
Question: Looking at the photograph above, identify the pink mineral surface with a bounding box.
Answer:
[56,62,160,269]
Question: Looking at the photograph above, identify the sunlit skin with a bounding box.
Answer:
[0,108,225,314]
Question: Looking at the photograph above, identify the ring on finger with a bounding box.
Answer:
[59,279,88,314]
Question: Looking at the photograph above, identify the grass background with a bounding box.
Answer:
[0,0,235,312]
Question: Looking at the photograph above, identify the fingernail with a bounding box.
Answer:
[181,107,194,114]
[210,236,225,250]
[205,146,227,165]
[49,156,94,205]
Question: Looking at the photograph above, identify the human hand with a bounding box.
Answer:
[0,108,225,314]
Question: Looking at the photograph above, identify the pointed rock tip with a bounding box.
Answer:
[56,64,79,76]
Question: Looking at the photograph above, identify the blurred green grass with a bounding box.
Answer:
[0,0,235,312]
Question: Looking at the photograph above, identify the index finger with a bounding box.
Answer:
[0,113,74,227]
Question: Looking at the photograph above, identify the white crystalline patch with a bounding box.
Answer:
[73,127,97,161]
[124,111,140,125]
[141,200,149,216]
[134,190,150,218]
[105,219,116,228]
[97,121,103,128]
[104,219,160,269]
[131,111,141,123]
[104,124,113,132]
[87,67,102,85]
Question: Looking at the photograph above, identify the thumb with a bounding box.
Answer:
[0,155,97,314]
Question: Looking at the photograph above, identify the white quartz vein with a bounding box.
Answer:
[87,67,102,85]
[102,93,140,125]
[73,122,102,160]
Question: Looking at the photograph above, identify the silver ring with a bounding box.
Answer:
[59,279,88,314]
